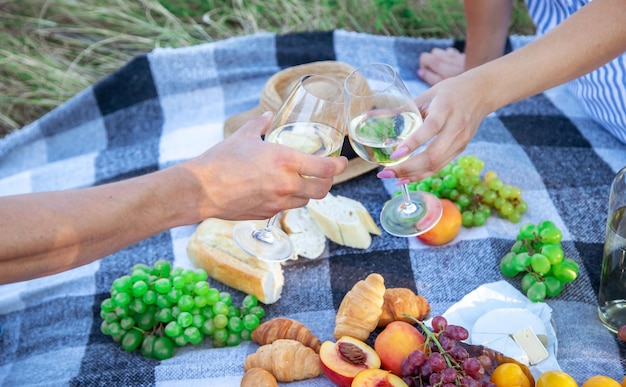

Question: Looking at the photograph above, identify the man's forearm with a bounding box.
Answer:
[0,166,198,284]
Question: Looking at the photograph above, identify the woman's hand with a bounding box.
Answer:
[377,74,490,183]
[417,47,466,86]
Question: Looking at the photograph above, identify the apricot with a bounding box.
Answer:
[536,370,577,387]
[490,363,531,387]
[417,198,462,245]
[374,321,425,377]
[582,375,621,387]
[351,368,408,386]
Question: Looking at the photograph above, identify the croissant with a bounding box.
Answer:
[377,287,431,328]
[334,273,386,341]
[240,367,278,387]
[251,317,322,353]
[243,339,322,382]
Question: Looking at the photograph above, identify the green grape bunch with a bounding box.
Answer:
[401,155,528,228]
[500,221,580,302]
[99,259,265,360]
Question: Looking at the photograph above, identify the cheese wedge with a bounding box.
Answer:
[470,308,549,366]
[512,326,549,365]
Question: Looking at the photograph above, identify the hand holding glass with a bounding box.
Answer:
[344,63,442,237]
[232,75,345,261]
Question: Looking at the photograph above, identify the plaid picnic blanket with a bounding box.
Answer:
[0,30,625,386]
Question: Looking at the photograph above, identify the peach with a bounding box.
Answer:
[417,198,462,246]
[320,336,381,387]
[351,368,409,387]
[374,321,425,377]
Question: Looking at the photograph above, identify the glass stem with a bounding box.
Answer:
[399,183,418,215]
[264,214,278,232]
[252,214,280,245]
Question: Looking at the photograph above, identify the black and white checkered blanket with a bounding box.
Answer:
[0,30,624,386]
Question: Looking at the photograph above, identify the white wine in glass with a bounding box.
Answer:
[232,74,345,261]
[344,63,442,237]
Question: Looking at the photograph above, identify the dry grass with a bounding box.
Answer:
[0,0,535,136]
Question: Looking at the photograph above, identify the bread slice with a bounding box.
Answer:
[186,218,284,304]
[306,193,382,249]
[280,208,326,259]
[335,195,382,237]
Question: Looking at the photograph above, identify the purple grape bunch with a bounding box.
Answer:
[401,316,497,387]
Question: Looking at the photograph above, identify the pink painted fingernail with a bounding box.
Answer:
[262,111,273,117]
[397,178,411,185]
[417,69,424,79]
[377,170,396,179]
[391,146,409,159]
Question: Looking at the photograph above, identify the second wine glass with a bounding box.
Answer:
[232,74,346,261]
[344,63,442,237]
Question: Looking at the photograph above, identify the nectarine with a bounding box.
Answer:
[320,336,381,387]
[351,368,408,386]
[417,198,461,245]
[374,321,425,377]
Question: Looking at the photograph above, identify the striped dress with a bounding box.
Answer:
[526,0,626,143]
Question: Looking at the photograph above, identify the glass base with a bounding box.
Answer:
[598,301,626,333]
[232,221,294,262]
[380,191,443,237]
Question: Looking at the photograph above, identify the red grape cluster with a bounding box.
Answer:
[401,316,497,387]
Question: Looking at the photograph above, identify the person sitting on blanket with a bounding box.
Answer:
[417,0,626,145]
[377,0,626,184]
[0,112,348,285]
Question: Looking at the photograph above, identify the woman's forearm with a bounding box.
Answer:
[473,0,626,113]
[464,0,513,70]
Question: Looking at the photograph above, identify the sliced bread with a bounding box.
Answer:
[335,195,382,236]
[280,207,327,259]
[306,193,381,249]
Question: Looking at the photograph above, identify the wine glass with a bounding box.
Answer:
[344,63,443,237]
[232,74,346,261]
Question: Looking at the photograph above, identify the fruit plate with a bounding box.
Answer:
[429,280,560,380]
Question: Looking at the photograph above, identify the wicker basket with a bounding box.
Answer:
[223,61,377,185]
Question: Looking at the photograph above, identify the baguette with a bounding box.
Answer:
[306,193,381,249]
[187,218,284,304]
[280,208,326,259]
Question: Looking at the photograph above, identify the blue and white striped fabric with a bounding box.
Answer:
[0,31,624,386]
[525,0,626,143]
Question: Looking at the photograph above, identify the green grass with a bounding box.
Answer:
[0,0,535,136]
